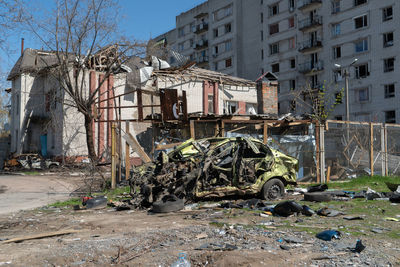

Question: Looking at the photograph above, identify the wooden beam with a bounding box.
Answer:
[137,89,143,122]
[125,121,130,181]
[111,123,116,189]
[122,132,151,163]
[2,230,80,244]
[263,121,268,144]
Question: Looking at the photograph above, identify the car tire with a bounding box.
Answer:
[262,178,285,200]
[151,195,184,213]
[304,192,332,202]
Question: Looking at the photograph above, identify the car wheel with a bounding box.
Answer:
[49,164,58,169]
[262,178,285,200]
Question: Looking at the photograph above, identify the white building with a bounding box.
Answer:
[156,0,399,123]
[7,49,270,158]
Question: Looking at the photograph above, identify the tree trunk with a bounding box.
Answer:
[84,114,97,162]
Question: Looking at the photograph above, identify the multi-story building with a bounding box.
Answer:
[156,0,399,123]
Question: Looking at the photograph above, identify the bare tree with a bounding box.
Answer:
[289,80,345,122]
[21,0,146,162]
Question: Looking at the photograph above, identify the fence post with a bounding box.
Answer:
[190,120,195,139]
[111,123,116,189]
[369,123,374,176]
[315,121,321,183]
[263,121,268,144]
[381,123,385,176]
[320,122,326,183]
[384,125,388,176]
[125,121,130,180]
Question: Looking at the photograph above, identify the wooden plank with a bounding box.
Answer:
[315,121,321,183]
[263,121,268,144]
[125,121,130,181]
[326,166,331,183]
[190,120,195,139]
[111,123,116,189]
[220,121,225,137]
[155,142,183,150]
[2,230,80,244]
[137,89,143,122]
[122,132,151,163]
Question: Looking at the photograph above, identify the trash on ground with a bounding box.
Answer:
[85,196,108,209]
[317,207,344,217]
[351,240,366,253]
[316,230,341,241]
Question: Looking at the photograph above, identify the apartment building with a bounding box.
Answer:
[153,0,262,80]
[263,0,399,123]
[156,0,399,123]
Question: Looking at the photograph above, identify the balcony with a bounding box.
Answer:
[197,56,209,68]
[298,60,324,75]
[298,38,323,53]
[298,0,322,11]
[194,40,208,50]
[194,23,209,34]
[298,15,322,32]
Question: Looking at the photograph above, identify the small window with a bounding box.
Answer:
[270,43,279,54]
[333,46,341,59]
[383,6,393,21]
[261,49,264,60]
[271,63,280,73]
[289,0,295,10]
[214,46,218,55]
[261,30,264,41]
[335,115,343,120]
[225,58,232,68]
[290,58,296,69]
[208,95,214,113]
[357,88,369,102]
[289,79,296,90]
[354,15,368,29]
[331,23,340,37]
[384,84,395,98]
[333,69,343,82]
[288,17,295,28]
[190,22,196,33]
[355,63,369,79]
[178,27,184,37]
[225,23,232,33]
[332,0,340,14]
[384,58,395,72]
[355,39,368,53]
[269,23,279,35]
[269,4,279,16]
[354,0,367,6]
[385,110,396,123]
[226,101,238,114]
[288,37,295,49]
[225,40,232,51]
[213,28,219,38]
[261,12,264,23]
[383,32,394,47]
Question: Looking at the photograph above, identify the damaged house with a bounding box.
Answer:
[7,47,278,160]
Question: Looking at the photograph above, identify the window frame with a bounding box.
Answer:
[269,3,279,16]
[383,32,394,48]
[333,45,341,59]
[385,110,396,123]
[269,42,279,55]
[356,87,369,102]
[354,14,368,29]
[269,23,279,35]
[354,39,368,53]
[271,63,280,73]
[384,84,395,98]
[332,0,340,14]
[355,63,369,79]
[354,0,367,7]
[383,6,393,22]
[384,57,395,72]
[331,23,341,37]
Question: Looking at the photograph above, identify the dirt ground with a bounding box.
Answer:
[0,194,399,267]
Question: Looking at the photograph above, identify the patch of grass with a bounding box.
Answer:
[303,175,400,192]
[48,198,81,208]
[94,186,131,200]
[209,221,226,228]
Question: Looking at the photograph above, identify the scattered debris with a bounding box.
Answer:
[304,192,332,202]
[85,196,108,209]
[343,216,364,220]
[151,195,184,213]
[351,240,366,253]
[316,230,341,241]
[307,184,328,193]
[273,201,303,217]
[317,207,344,217]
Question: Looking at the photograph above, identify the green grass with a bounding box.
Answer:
[22,171,41,175]
[47,198,81,208]
[100,186,131,200]
[307,175,400,192]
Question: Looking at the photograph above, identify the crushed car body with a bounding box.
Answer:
[130,137,298,207]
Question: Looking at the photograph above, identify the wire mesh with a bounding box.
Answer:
[386,125,400,176]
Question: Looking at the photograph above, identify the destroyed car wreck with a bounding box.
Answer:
[130,137,298,207]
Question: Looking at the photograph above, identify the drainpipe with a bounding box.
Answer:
[21,38,24,55]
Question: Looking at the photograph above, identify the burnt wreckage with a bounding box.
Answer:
[130,137,298,207]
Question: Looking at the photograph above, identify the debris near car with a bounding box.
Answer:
[4,153,60,170]
[129,137,298,208]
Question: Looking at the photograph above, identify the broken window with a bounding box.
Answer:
[271,63,280,73]
[269,4,279,16]
[246,103,257,115]
[290,58,296,69]
[269,23,279,35]
[213,28,219,38]
[288,17,295,28]
[333,46,341,59]
[225,23,232,33]
[225,58,232,68]
[269,43,279,55]
[289,0,295,10]
[354,0,366,6]
[385,110,396,123]
[226,101,238,114]
[333,69,342,82]
[289,79,296,90]
[354,15,368,29]
[383,32,394,47]
[384,84,395,98]
[384,57,395,72]
[383,6,393,21]
[332,0,340,14]
[355,63,369,78]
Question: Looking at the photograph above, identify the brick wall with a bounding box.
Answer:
[257,81,278,115]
